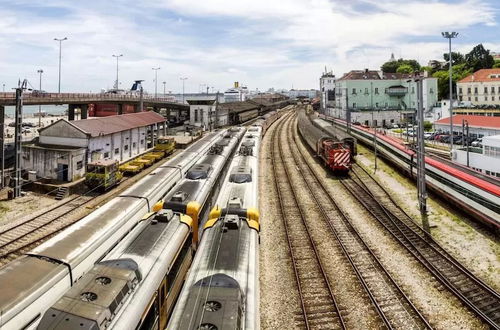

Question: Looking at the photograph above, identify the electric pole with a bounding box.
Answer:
[37,69,43,127]
[112,54,123,90]
[54,37,67,93]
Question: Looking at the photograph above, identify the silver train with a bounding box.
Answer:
[35,128,246,330]
[168,126,262,330]
[0,131,225,330]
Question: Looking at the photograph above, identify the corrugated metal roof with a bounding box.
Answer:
[70,111,165,137]
[435,115,500,129]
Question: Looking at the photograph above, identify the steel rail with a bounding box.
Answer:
[291,115,431,329]
[270,111,345,329]
[341,167,500,329]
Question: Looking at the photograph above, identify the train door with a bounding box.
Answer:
[159,278,168,329]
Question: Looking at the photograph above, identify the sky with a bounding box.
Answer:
[0,0,498,94]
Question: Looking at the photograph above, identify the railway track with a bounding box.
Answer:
[342,164,500,329]
[270,113,345,329]
[0,193,96,262]
[289,115,431,329]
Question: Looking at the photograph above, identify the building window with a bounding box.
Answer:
[493,96,495,101]
[140,139,144,145]
[194,109,198,122]
[475,96,478,101]
[375,88,379,94]
[124,145,129,151]
[375,102,379,107]
[459,96,463,101]
[467,87,471,94]
[104,152,109,158]
[352,103,356,108]
[484,87,488,94]
[430,88,434,94]
[77,161,83,170]
[352,88,356,95]
[492,86,495,94]
[459,87,462,94]
[474,87,478,94]
[133,142,136,148]
[485,96,488,101]
[412,87,415,94]
[114,148,119,154]
[364,88,369,94]
[468,96,471,101]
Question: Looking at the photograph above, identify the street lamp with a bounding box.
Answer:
[37,69,43,127]
[442,31,459,151]
[112,54,123,90]
[54,37,68,93]
[180,77,188,103]
[152,67,160,97]
[163,81,166,96]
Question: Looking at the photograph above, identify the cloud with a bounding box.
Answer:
[0,0,497,93]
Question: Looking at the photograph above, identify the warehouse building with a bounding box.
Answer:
[23,112,166,182]
[434,115,500,138]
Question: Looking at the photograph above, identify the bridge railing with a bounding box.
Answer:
[0,92,179,103]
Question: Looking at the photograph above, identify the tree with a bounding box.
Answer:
[381,58,421,73]
[493,60,500,69]
[464,44,494,71]
[396,64,414,74]
[433,63,472,100]
[443,52,465,66]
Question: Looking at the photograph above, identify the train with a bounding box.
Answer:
[168,125,262,330]
[322,115,500,229]
[36,128,246,330]
[0,130,226,330]
[298,107,353,172]
[251,105,290,135]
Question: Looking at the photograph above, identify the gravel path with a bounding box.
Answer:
[259,113,305,329]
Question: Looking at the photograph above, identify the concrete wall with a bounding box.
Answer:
[87,127,147,163]
[23,147,86,182]
[39,120,88,147]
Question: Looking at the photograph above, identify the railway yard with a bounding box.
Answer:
[0,105,498,329]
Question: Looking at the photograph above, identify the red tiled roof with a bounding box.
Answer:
[435,115,500,129]
[458,69,500,83]
[71,111,165,137]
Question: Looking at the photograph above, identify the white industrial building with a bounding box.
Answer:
[454,135,500,178]
[23,112,166,182]
[320,70,336,111]
[434,115,500,138]
[187,99,228,130]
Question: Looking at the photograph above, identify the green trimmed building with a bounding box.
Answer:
[327,70,438,127]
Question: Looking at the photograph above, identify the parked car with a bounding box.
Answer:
[471,138,483,147]
[423,132,433,139]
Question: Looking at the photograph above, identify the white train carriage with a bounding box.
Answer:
[154,127,246,244]
[0,130,226,330]
[168,127,262,330]
[36,211,194,330]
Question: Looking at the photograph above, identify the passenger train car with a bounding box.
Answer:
[323,115,500,228]
[0,131,226,330]
[36,128,246,330]
[298,107,352,172]
[168,126,262,330]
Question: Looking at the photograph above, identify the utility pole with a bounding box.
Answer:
[139,86,144,112]
[112,54,123,90]
[163,81,166,96]
[345,87,351,134]
[54,37,67,93]
[442,31,458,151]
[152,67,160,98]
[14,80,27,198]
[180,77,188,103]
[214,91,219,129]
[372,111,377,173]
[463,119,470,167]
[37,69,43,127]
[415,75,429,233]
